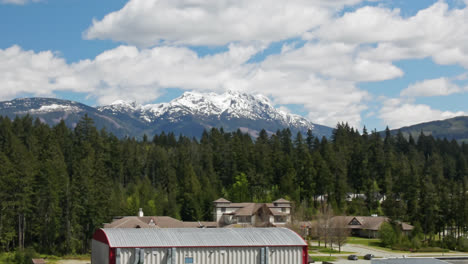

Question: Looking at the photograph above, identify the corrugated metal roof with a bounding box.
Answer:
[100,228,306,248]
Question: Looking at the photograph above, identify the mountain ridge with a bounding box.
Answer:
[0,91,333,139]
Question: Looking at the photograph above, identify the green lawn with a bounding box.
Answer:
[308,255,337,262]
[346,236,381,247]
[0,252,90,264]
[308,245,355,254]
[346,237,413,253]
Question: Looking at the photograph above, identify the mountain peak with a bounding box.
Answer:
[0,93,333,139]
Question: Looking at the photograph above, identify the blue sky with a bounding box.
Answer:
[1,0,468,131]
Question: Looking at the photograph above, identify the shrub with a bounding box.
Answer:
[457,237,468,252]
[380,222,397,247]
[415,247,449,253]
[13,247,39,264]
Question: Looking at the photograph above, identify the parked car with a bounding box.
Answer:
[348,255,359,261]
[307,255,315,263]
[364,254,374,260]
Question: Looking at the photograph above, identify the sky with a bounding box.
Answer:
[1,0,468,131]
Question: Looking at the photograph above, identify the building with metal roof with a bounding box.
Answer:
[91,227,308,264]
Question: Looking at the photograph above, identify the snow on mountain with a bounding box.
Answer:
[29,104,82,114]
[100,90,315,130]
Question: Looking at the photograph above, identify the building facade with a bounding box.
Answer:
[91,228,308,264]
[213,198,292,227]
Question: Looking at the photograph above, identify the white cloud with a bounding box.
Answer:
[0,44,371,128]
[1,0,40,4]
[259,42,403,82]
[0,45,75,99]
[84,0,370,47]
[379,98,467,128]
[325,2,468,69]
[400,77,463,97]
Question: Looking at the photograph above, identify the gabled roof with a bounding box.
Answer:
[331,216,413,231]
[104,216,217,228]
[95,228,307,248]
[213,198,231,203]
[234,203,261,216]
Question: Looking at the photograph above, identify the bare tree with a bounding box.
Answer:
[331,216,350,252]
[316,204,334,248]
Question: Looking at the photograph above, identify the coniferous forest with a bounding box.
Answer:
[1,114,468,255]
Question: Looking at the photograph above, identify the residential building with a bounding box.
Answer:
[330,216,414,238]
[213,198,292,227]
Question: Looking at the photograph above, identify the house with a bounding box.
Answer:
[31,260,46,264]
[104,208,217,228]
[330,216,414,238]
[346,193,387,203]
[91,228,308,264]
[213,198,292,227]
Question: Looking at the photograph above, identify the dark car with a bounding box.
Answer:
[364,254,374,260]
[307,255,315,263]
[348,255,359,261]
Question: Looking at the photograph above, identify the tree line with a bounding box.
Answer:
[0,115,468,255]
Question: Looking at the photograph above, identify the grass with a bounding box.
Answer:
[0,252,14,263]
[308,255,337,262]
[346,237,411,253]
[308,245,355,255]
[0,252,90,264]
[318,248,354,254]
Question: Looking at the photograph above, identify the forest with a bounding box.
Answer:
[0,114,468,255]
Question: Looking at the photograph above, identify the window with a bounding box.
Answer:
[185,257,194,264]
[221,207,226,213]
[349,218,361,226]
[281,208,286,213]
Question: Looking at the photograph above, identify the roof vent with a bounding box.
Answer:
[138,208,144,217]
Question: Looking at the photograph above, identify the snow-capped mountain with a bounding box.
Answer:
[98,90,332,138]
[0,97,132,137]
[0,92,333,139]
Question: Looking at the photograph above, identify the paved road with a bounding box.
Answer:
[57,260,90,264]
[310,242,468,264]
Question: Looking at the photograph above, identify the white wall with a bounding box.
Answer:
[117,246,303,264]
[91,240,109,264]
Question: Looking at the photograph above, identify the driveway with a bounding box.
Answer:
[310,242,468,264]
[57,260,90,264]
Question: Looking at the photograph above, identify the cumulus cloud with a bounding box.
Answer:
[0,44,371,128]
[1,0,40,4]
[327,2,468,69]
[400,77,465,97]
[7,0,468,129]
[379,98,467,128]
[84,0,370,47]
[0,45,75,99]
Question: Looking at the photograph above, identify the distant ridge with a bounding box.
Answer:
[0,91,333,139]
[387,116,468,142]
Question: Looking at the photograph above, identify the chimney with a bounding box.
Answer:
[138,208,144,217]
